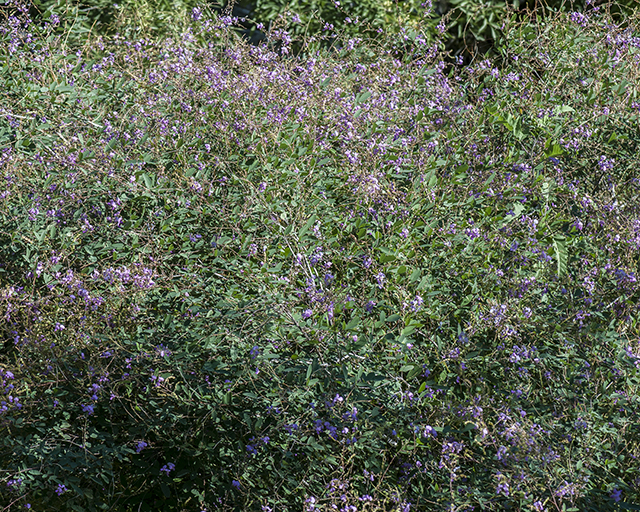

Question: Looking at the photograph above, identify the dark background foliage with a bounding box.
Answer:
[24,0,639,58]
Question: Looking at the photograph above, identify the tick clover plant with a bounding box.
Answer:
[1,0,640,510]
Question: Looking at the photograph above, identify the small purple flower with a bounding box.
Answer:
[160,462,175,476]
[496,481,509,497]
[466,227,480,240]
[310,248,323,266]
[284,423,299,434]
[598,155,614,172]
[7,478,22,490]
[409,294,423,312]
[135,441,148,453]
[81,404,94,415]
[610,488,622,502]
[232,480,241,490]
[55,483,67,496]
[570,11,588,27]
[365,300,376,313]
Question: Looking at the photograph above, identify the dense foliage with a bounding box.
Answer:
[24,0,640,57]
[1,0,640,510]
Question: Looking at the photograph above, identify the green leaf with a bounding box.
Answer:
[299,214,317,238]
[357,91,371,104]
[553,236,567,277]
[345,317,361,330]
[554,105,575,115]
[407,365,422,380]
[401,325,415,336]
[544,140,564,159]
[160,482,171,498]
[142,172,154,189]
[542,179,555,201]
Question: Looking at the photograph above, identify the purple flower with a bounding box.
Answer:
[310,248,323,266]
[284,423,299,434]
[160,462,175,476]
[55,484,67,496]
[409,294,423,312]
[81,404,94,415]
[135,441,148,453]
[610,488,622,502]
[466,227,480,240]
[7,478,22,490]
[232,480,241,490]
[496,481,509,497]
[570,11,588,27]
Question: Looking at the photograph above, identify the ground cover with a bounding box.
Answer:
[1,1,640,510]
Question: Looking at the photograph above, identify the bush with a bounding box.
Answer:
[1,1,640,510]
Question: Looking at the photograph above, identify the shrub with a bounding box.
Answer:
[1,1,640,510]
